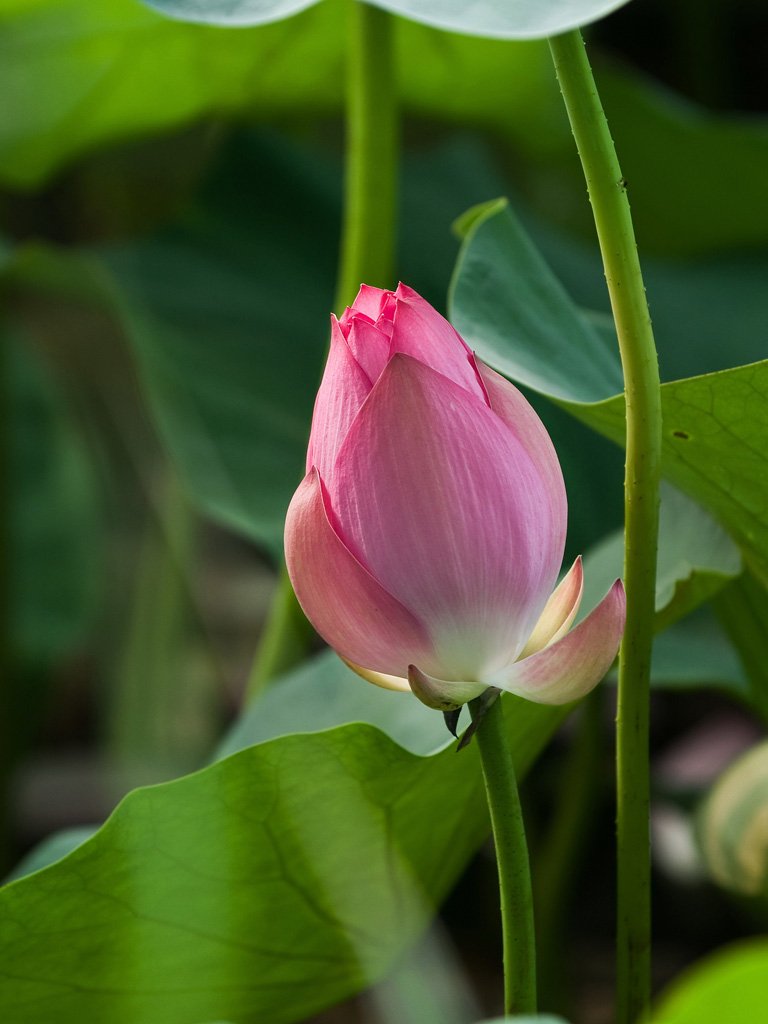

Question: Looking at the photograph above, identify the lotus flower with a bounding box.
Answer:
[285,284,625,712]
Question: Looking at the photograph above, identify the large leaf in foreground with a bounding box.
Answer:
[94,133,337,559]
[0,653,565,1024]
[450,200,768,578]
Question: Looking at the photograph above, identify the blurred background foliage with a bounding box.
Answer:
[3,0,768,1022]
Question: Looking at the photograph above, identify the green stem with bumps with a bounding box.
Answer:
[471,695,537,1015]
[548,30,662,1024]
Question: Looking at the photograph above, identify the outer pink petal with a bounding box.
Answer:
[285,468,432,677]
[349,284,392,321]
[474,357,567,536]
[330,353,563,681]
[408,664,487,711]
[489,580,626,704]
[518,556,583,660]
[306,315,371,481]
[391,284,485,400]
[344,316,391,384]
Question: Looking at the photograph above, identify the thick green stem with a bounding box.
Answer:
[548,31,662,1024]
[470,696,537,1015]
[0,325,10,871]
[335,0,398,312]
[246,0,398,703]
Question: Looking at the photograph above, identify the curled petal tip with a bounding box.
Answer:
[407,665,486,713]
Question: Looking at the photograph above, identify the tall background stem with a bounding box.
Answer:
[470,696,537,1015]
[548,30,662,1024]
[0,324,10,871]
[245,0,398,704]
[335,0,398,312]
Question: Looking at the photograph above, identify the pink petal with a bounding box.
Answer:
[344,315,391,384]
[391,284,485,400]
[285,468,432,677]
[349,284,392,321]
[474,357,567,537]
[489,580,626,704]
[306,316,372,481]
[408,665,487,712]
[518,556,583,660]
[330,353,565,681]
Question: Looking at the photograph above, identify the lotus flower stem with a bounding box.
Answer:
[548,30,662,1024]
[335,0,398,312]
[0,329,9,870]
[470,695,537,1015]
[246,0,399,703]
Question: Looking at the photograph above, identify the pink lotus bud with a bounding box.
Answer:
[285,284,625,711]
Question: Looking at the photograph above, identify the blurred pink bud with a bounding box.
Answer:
[285,284,625,711]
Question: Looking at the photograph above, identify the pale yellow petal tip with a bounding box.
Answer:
[339,656,411,693]
[518,555,584,661]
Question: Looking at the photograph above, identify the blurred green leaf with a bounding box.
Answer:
[596,65,768,257]
[7,331,101,670]
[712,570,768,722]
[6,0,768,263]
[0,0,342,188]
[628,608,749,699]
[94,133,337,558]
[450,200,768,578]
[651,939,768,1024]
[579,482,742,634]
[143,0,634,38]
[475,1017,571,1024]
[0,652,566,1024]
[0,0,560,188]
[8,0,768,266]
